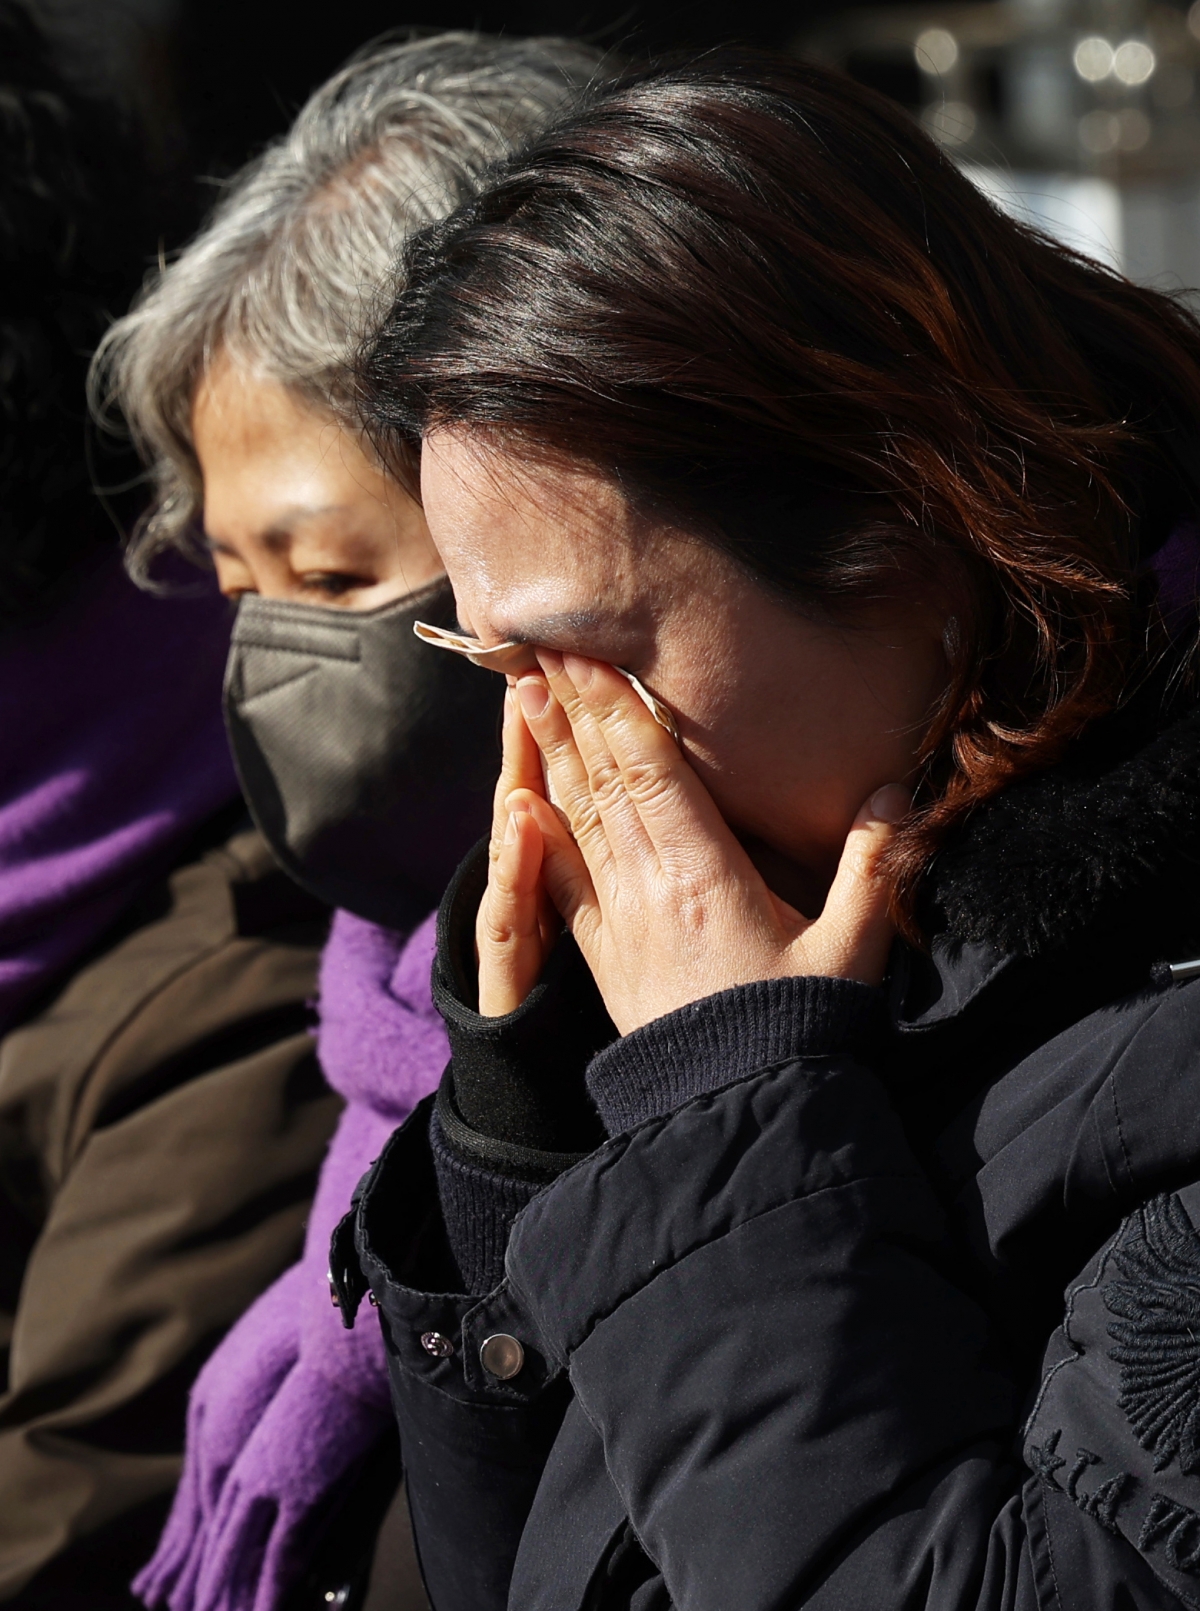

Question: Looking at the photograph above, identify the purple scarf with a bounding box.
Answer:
[0,551,238,1033]
[134,910,447,1611]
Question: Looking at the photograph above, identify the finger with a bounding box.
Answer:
[804,785,909,986]
[489,685,545,863]
[514,668,628,880]
[477,801,549,1015]
[551,654,736,879]
[516,789,603,959]
[507,787,564,959]
[537,652,669,860]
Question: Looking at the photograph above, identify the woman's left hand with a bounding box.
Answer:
[505,651,908,1035]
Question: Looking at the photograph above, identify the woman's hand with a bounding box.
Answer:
[478,652,908,1032]
[475,682,562,1015]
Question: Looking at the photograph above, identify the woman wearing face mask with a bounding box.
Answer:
[339,52,1200,1611]
[94,33,602,1611]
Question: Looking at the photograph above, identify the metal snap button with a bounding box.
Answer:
[480,1333,525,1380]
[420,1330,454,1358]
[368,1291,379,1307]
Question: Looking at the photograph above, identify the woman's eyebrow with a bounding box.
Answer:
[259,504,356,542]
[496,608,618,647]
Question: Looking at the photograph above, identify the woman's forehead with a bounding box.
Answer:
[421,432,635,547]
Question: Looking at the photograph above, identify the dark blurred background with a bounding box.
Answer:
[22,0,1200,296]
[24,0,862,192]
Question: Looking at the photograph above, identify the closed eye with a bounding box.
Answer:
[297,572,376,599]
[490,608,650,671]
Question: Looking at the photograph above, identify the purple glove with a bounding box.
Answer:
[136,913,447,1611]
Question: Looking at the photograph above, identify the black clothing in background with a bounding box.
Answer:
[0,0,153,624]
[334,695,1200,1609]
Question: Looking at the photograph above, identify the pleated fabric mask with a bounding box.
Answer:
[224,579,502,928]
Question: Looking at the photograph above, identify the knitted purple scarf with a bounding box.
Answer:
[135,909,447,1611]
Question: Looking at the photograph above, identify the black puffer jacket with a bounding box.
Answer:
[333,698,1200,1611]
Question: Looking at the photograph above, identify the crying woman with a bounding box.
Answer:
[336,50,1200,1611]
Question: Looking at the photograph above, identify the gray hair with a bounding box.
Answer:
[90,31,603,578]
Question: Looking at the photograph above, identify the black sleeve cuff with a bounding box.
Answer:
[585,974,883,1134]
[429,1101,548,1295]
[435,1079,589,1183]
[432,838,614,1155]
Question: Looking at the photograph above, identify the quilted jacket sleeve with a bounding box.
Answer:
[345,976,1200,1611]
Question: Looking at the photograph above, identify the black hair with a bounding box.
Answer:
[361,50,1200,926]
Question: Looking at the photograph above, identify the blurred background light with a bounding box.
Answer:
[1118,106,1154,148]
[22,0,1200,312]
[967,166,1124,266]
[1074,36,1114,81]
[1113,39,1156,84]
[916,26,960,71]
[802,0,1200,308]
[1079,108,1122,153]
[924,98,977,141]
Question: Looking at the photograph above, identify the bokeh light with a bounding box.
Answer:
[1113,41,1156,87]
[922,100,976,145]
[915,28,958,76]
[1074,37,1114,82]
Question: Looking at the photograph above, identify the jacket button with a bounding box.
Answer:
[480,1333,524,1380]
[420,1330,454,1358]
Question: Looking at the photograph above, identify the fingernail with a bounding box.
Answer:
[869,784,911,825]
[561,653,593,690]
[516,677,549,720]
[504,811,520,844]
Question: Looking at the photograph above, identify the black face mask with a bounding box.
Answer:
[223,579,502,929]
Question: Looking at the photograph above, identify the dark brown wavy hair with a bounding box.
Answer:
[360,49,1200,929]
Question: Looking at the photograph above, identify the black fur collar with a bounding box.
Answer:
[925,700,1200,960]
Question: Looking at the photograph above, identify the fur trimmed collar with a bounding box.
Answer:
[926,700,1200,960]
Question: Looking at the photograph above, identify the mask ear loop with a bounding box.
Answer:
[413,620,680,745]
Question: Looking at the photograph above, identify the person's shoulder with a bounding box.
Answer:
[971,967,1200,1228]
[1087,969,1200,1166]
[0,825,332,1176]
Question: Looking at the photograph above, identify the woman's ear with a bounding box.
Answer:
[883,549,970,695]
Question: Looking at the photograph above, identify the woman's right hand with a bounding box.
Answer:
[475,684,559,1015]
